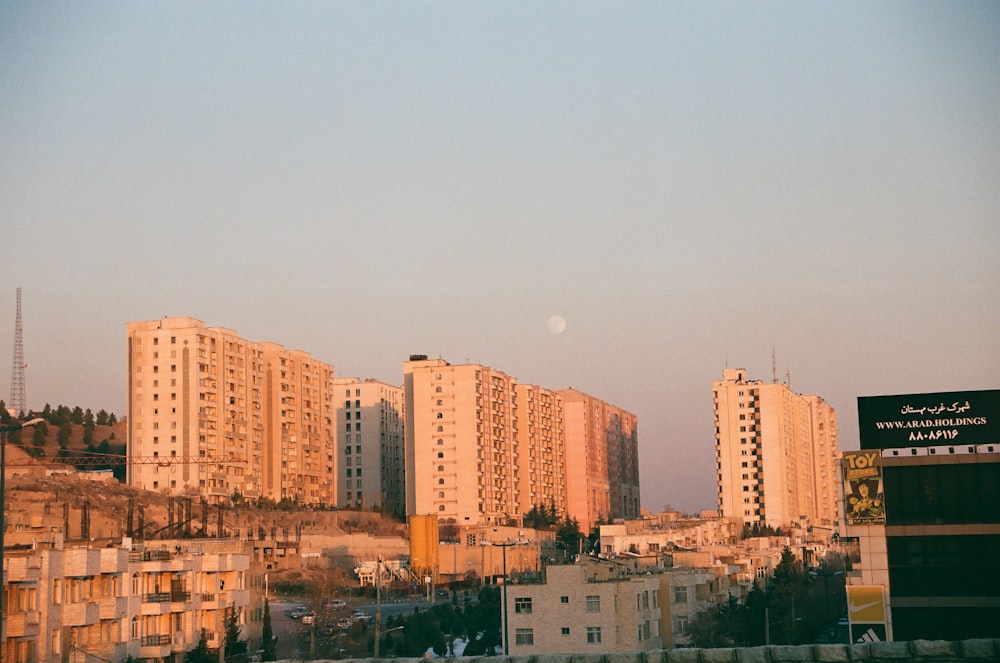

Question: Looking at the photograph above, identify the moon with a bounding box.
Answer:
[547,315,567,334]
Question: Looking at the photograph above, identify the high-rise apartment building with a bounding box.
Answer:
[127,318,338,505]
[331,377,405,517]
[514,383,567,521]
[403,355,638,530]
[559,388,640,533]
[713,368,838,529]
[403,356,520,526]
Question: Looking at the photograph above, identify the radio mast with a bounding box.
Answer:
[10,287,26,416]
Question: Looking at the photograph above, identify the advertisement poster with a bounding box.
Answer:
[857,389,1000,449]
[842,450,885,525]
[847,585,889,643]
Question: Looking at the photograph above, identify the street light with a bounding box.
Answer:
[481,536,527,656]
[374,557,383,658]
[1,417,45,644]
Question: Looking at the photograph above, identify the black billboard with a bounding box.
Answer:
[857,389,1000,450]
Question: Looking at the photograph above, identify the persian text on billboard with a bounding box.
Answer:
[856,389,1000,449]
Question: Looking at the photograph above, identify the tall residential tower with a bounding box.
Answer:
[127,318,339,505]
[713,368,838,530]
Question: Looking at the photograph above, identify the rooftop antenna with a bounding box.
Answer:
[771,347,777,384]
[10,287,26,416]
[786,368,791,389]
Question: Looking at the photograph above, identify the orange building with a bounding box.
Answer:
[127,317,338,505]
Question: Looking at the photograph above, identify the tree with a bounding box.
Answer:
[185,629,213,663]
[57,422,72,449]
[261,599,277,661]
[33,422,48,448]
[224,608,248,663]
[96,409,110,426]
[523,502,559,529]
[555,516,583,559]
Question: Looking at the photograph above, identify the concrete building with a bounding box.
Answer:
[126,318,338,505]
[2,535,252,663]
[331,378,405,517]
[505,560,662,655]
[514,383,567,521]
[403,356,520,526]
[559,389,640,532]
[713,368,839,530]
[403,356,638,530]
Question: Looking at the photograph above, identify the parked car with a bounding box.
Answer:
[301,613,316,625]
[322,598,347,609]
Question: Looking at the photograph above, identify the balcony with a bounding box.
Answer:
[98,596,125,620]
[140,634,172,659]
[3,611,41,636]
[62,601,99,626]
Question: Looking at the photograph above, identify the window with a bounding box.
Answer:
[585,595,600,612]
[560,596,569,604]
[674,586,688,603]
[586,627,602,643]
[561,627,570,635]
[514,597,532,614]
[514,628,533,645]
[674,616,688,634]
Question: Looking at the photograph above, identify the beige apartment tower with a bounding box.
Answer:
[713,368,839,529]
[404,356,520,526]
[559,388,641,533]
[404,355,638,530]
[332,377,405,517]
[127,317,339,505]
[514,383,567,522]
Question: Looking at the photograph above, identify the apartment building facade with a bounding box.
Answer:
[714,368,839,529]
[403,357,520,525]
[332,377,405,516]
[559,389,640,532]
[505,561,662,655]
[127,318,338,505]
[514,383,567,522]
[404,356,638,530]
[2,537,252,663]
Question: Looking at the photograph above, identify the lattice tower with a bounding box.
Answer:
[10,287,26,416]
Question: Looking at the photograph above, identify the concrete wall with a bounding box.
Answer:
[287,639,1000,663]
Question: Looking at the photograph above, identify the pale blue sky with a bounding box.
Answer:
[2,2,998,513]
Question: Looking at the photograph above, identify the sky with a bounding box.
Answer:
[1,2,998,514]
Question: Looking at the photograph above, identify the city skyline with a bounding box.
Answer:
[2,3,998,513]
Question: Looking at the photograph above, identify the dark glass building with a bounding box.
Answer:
[857,389,1000,641]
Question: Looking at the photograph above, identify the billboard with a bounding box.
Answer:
[857,389,1000,450]
[842,450,885,525]
[846,585,889,643]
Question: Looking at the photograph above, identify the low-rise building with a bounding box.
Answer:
[2,534,254,663]
[505,559,662,655]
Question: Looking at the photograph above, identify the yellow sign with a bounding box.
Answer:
[847,585,886,623]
